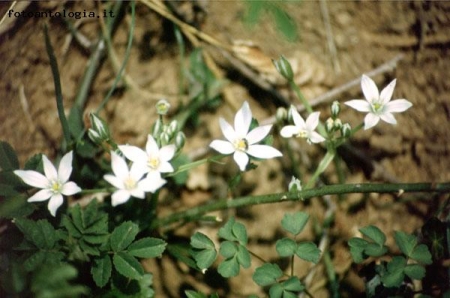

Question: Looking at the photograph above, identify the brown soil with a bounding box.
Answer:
[1,1,450,297]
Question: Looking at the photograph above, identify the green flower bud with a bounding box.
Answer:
[331,101,340,118]
[87,129,102,144]
[288,176,302,193]
[334,118,342,129]
[175,131,186,150]
[341,123,351,138]
[168,120,178,136]
[152,118,163,137]
[89,113,110,142]
[325,118,334,132]
[273,55,294,81]
[156,99,171,115]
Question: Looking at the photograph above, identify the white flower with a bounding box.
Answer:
[345,75,413,130]
[209,101,282,171]
[119,135,176,178]
[280,108,325,144]
[104,152,166,206]
[14,151,81,216]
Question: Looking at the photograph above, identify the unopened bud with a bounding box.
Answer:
[175,131,186,150]
[89,113,110,142]
[152,118,163,137]
[160,132,170,145]
[331,101,340,118]
[341,123,351,138]
[325,118,334,132]
[156,99,170,115]
[288,176,302,193]
[276,107,288,123]
[334,118,342,129]
[168,120,178,135]
[273,55,294,81]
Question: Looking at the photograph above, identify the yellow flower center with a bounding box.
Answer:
[148,156,160,169]
[124,176,137,190]
[233,138,248,151]
[50,181,62,193]
[372,102,383,113]
[296,130,308,139]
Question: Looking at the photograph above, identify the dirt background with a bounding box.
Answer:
[1,1,450,297]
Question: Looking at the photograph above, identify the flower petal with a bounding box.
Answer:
[61,181,81,196]
[145,135,159,155]
[291,108,306,128]
[129,188,145,199]
[219,118,237,143]
[159,144,176,162]
[140,175,166,193]
[280,125,299,138]
[42,155,58,181]
[364,113,380,130]
[246,125,272,145]
[111,190,131,206]
[247,145,282,159]
[234,101,252,137]
[361,75,379,103]
[110,152,129,180]
[28,189,52,202]
[379,79,396,104]
[385,99,413,113]
[380,112,397,124]
[157,161,174,173]
[119,145,147,164]
[104,174,124,189]
[14,170,49,189]
[48,194,63,216]
[308,132,326,144]
[305,112,321,130]
[233,151,249,171]
[210,140,235,154]
[129,163,146,181]
[345,100,371,112]
[58,151,73,183]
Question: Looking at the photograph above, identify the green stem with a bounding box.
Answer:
[151,182,450,229]
[43,24,72,145]
[305,150,335,189]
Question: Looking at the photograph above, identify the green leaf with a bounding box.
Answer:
[24,154,43,171]
[270,5,298,42]
[236,245,251,268]
[295,241,321,264]
[252,263,283,286]
[79,239,100,256]
[360,225,386,246]
[348,237,368,263]
[127,237,167,258]
[15,218,57,249]
[0,141,19,171]
[404,264,426,280]
[191,232,215,250]
[185,290,207,298]
[232,221,248,245]
[0,195,33,218]
[281,212,309,236]
[171,154,190,185]
[61,215,82,237]
[276,238,297,257]
[68,105,84,139]
[217,257,239,278]
[110,221,139,252]
[24,251,46,271]
[364,243,388,257]
[218,217,235,241]
[219,241,237,259]
[167,243,198,270]
[113,252,144,279]
[83,234,110,245]
[91,255,112,288]
[381,256,406,288]
[281,276,305,292]
[70,204,84,232]
[395,231,432,264]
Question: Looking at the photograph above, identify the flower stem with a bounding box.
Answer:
[151,182,450,229]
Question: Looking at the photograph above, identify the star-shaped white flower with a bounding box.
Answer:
[104,152,166,206]
[209,101,282,171]
[280,108,325,144]
[119,135,176,178]
[345,75,413,130]
[14,151,81,216]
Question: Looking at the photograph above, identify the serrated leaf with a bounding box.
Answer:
[360,225,386,246]
[219,241,237,259]
[113,252,143,279]
[295,241,321,264]
[167,243,198,269]
[404,264,426,280]
[0,141,19,171]
[381,256,406,288]
[281,212,309,236]
[410,244,432,265]
[218,217,236,241]
[281,276,304,292]
[348,237,368,263]
[191,232,215,250]
[252,263,283,286]
[192,247,217,270]
[15,218,57,249]
[269,283,283,298]
[217,257,239,278]
[364,243,388,257]
[24,251,46,271]
[61,215,82,237]
[110,221,139,252]
[0,194,33,219]
[91,255,112,288]
[82,199,100,227]
[70,204,84,232]
[83,234,110,245]
[127,237,167,258]
[83,216,109,235]
[394,231,417,257]
[79,239,100,256]
[232,221,248,245]
[276,238,297,257]
[236,245,251,268]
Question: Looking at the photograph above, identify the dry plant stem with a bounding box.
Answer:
[320,0,341,74]
[152,182,450,230]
